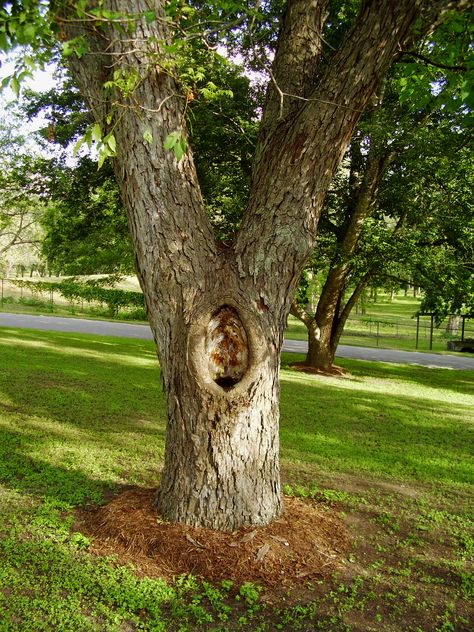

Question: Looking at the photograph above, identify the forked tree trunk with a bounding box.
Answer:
[290,133,395,371]
[291,272,372,371]
[57,0,456,529]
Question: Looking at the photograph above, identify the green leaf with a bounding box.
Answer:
[144,10,156,24]
[105,133,116,153]
[10,76,19,97]
[23,24,35,43]
[460,79,472,104]
[173,136,186,162]
[163,131,185,161]
[91,123,102,143]
[72,136,85,157]
[163,130,180,150]
[62,40,74,57]
[0,31,9,51]
[97,154,105,170]
[84,129,93,149]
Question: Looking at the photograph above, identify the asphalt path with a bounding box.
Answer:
[1,312,474,371]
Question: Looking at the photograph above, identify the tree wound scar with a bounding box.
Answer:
[206,306,249,390]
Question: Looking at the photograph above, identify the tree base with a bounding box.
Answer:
[74,487,349,590]
[288,361,347,376]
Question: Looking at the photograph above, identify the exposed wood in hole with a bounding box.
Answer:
[206,306,249,390]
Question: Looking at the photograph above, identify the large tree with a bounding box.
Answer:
[3,0,469,529]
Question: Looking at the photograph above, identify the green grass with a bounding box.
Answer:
[279,354,473,486]
[0,328,473,630]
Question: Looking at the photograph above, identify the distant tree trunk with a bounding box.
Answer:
[57,0,456,529]
[291,272,371,370]
[289,134,394,371]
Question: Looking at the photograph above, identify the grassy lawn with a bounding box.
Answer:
[0,327,473,630]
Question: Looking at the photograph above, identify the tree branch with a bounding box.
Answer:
[57,0,219,304]
[235,0,427,315]
[400,50,468,72]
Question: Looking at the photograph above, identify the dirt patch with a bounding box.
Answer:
[74,488,349,589]
[288,361,347,376]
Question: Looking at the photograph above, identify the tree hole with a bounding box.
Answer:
[206,305,249,391]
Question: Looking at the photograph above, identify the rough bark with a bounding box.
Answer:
[55,0,458,529]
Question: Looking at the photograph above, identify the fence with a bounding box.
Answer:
[342,314,474,353]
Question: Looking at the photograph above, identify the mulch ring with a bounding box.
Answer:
[74,488,350,590]
[288,362,347,376]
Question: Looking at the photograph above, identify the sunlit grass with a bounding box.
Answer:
[0,329,472,630]
[280,353,474,488]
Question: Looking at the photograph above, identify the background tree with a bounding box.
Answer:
[3,0,469,530]
[0,121,45,274]
[290,10,474,370]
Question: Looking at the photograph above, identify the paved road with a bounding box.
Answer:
[1,312,474,370]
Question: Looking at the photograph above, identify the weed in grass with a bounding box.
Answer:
[458,571,474,599]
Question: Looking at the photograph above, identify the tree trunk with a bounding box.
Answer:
[305,321,335,371]
[56,0,458,529]
[292,271,372,370]
[155,298,282,530]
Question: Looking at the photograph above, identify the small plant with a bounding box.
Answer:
[237,582,260,607]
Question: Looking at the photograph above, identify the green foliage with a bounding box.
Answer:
[163,129,187,162]
[11,277,144,317]
[188,64,258,239]
[73,123,117,169]
[37,156,133,275]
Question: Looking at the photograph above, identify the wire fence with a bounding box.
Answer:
[342,314,474,353]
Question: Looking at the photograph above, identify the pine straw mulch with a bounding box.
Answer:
[288,362,347,376]
[74,488,350,590]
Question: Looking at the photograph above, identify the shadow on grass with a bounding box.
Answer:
[0,328,166,434]
[0,328,166,503]
[279,370,474,487]
[339,357,474,397]
[0,427,110,506]
[2,330,472,505]
[281,351,474,397]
